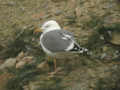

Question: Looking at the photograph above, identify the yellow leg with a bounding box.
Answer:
[54,57,57,71]
[48,56,50,61]
[47,56,51,70]
[47,56,57,72]
[47,57,62,77]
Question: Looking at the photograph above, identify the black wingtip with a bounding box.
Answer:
[69,43,80,51]
[79,47,88,54]
[70,43,88,54]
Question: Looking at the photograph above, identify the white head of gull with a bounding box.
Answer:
[41,20,61,33]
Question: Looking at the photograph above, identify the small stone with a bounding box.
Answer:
[87,51,93,56]
[100,53,107,59]
[16,55,33,69]
[115,50,119,54]
[7,1,16,6]
[65,15,76,20]
[110,31,120,45]
[102,46,108,52]
[107,31,112,36]
[37,61,47,69]
[54,10,62,16]
[16,61,26,69]
[20,7,25,12]
[22,56,33,63]
[0,58,16,70]
[32,13,45,20]
[28,81,40,90]
[100,35,104,40]
[23,85,29,90]
[16,52,25,61]
[42,14,52,19]
[113,50,120,58]
[75,7,82,17]
[48,67,62,78]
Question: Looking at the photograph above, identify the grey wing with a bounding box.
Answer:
[61,29,75,40]
[41,30,74,52]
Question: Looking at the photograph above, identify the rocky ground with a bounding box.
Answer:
[0,0,120,90]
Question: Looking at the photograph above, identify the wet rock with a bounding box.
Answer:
[0,58,16,70]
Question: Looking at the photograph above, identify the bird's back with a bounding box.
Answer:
[40,29,74,52]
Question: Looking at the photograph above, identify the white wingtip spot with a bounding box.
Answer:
[84,48,88,52]
[62,37,68,40]
[79,50,84,53]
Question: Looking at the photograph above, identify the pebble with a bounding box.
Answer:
[100,53,107,59]
[37,61,47,69]
[16,61,26,69]
[20,7,25,12]
[6,1,16,6]
[16,55,33,69]
[100,35,104,40]
[42,14,52,19]
[65,15,76,20]
[110,31,120,45]
[113,50,120,58]
[16,52,25,62]
[0,58,16,70]
[54,10,62,16]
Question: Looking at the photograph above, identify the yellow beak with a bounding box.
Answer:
[34,27,42,34]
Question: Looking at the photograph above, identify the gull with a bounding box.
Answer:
[34,20,88,71]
